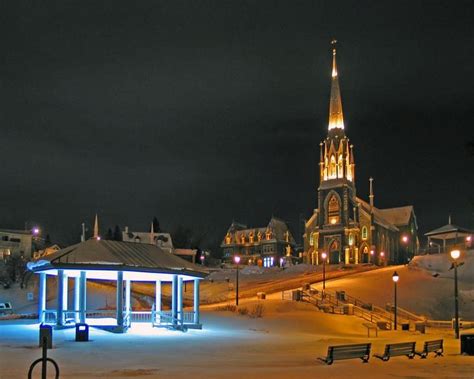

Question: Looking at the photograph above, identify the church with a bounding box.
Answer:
[303,43,418,266]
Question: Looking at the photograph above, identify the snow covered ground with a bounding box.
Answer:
[1,299,473,379]
[306,252,474,320]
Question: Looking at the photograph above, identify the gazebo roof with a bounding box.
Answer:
[28,239,208,278]
[424,223,474,240]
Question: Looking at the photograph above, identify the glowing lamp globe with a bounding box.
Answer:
[392,271,399,283]
[370,250,374,256]
[321,252,327,260]
[234,256,241,264]
[402,235,408,243]
[33,227,40,235]
[450,249,461,260]
[466,236,472,242]
[380,252,385,257]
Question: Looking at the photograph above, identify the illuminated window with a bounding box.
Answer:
[257,231,262,242]
[240,234,246,244]
[266,229,272,240]
[338,154,343,178]
[249,232,254,243]
[329,155,337,179]
[309,233,314,246]
[362,226,368,240]
[225,233,232,244]
[348,233,354,246]
[327,194,340,224]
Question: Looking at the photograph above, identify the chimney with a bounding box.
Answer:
[369,177,374,210]
[125,226,129,233]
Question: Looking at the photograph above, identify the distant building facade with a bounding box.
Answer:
[0,229,34,259]
[122,226,198,262]
[303,43,418,266]
[221,217,296,266]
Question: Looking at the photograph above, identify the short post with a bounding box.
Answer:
[155,280,161,324]
[172,275,178,326]
[74,276,80,323]
[177,277,183,324]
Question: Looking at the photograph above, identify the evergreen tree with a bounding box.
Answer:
[113,225,122,241]
[152,217,161,233]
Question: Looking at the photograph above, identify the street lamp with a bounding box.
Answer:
[401,235,409,263]
[450,249,461,339]
[234,255,241,306]
[321,252,327,296]
[392,271,399,330]
[200,254,205,265]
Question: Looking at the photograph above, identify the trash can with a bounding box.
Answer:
[75,323,89,342]
[343,304,354,315]
[303,283,310,291]
[461,334,474,355]
[337,291,346,301]
[257,292,266,300]
[39,324,53,349]
[415,322,426,334]
[401,323,410,331]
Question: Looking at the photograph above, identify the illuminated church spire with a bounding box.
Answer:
[328,40,344,131]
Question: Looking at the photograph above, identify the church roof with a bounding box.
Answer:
[378,206,415,227]
[27,239,208,278]
[357,198,399,232]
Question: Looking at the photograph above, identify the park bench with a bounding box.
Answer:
[374,342,416,361]
[415,339,443,358]
[318,343,371,365]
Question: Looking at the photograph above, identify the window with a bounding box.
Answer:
[329,155,337,178]
[265,229,272,240]
[348,233,354,246]
[338,154,343,178]
[327,194,341,224]
[225,233,232,244]
[309,233,314,246]
[249,232,254,243]
[10,238,21,243]
[362,226,368,240]
[1,236,8,241]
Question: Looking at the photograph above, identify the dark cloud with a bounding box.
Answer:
[0,1,473,247]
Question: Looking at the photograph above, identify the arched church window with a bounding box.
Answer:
[257,231,262,242]
[240,234,246,244]
[348,233,354,246]
[362,226,368,240]
[338,154,343,178]
[327,194,341,225]
[330,155,337,179]
[249,232,254,243]
[225,233,232,244]
[266,229,272,240]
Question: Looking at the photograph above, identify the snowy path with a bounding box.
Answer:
[1,300,473,379]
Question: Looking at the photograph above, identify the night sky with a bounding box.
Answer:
[1,1,473,249]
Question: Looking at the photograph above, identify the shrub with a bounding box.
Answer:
[238,307,249,316]
[249,303,264,318]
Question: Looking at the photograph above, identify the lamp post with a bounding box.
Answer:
[450,249,461,339]
[369,249,374,264]
[392,271,399,330]
[321,252,327,296]
[234,255,241,306]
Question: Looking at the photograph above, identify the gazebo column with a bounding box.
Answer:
[79,271,87,323]
[116,271,124,328]
[177,277,183,323]
[62,273,68,311]
[171,275,178,326]
[125,279,131,316]
[74,276,80,323]
[193,279,200,325]
[56,270,66,326]
[38,273,46,323]
[155,280,161,323]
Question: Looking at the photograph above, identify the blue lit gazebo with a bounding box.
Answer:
[27,239,208,333]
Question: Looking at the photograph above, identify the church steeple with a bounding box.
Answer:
[328,40,344,132]
[320,41,354,184]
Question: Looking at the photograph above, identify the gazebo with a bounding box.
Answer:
[425,219,473,254]
[27,239,208,333]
